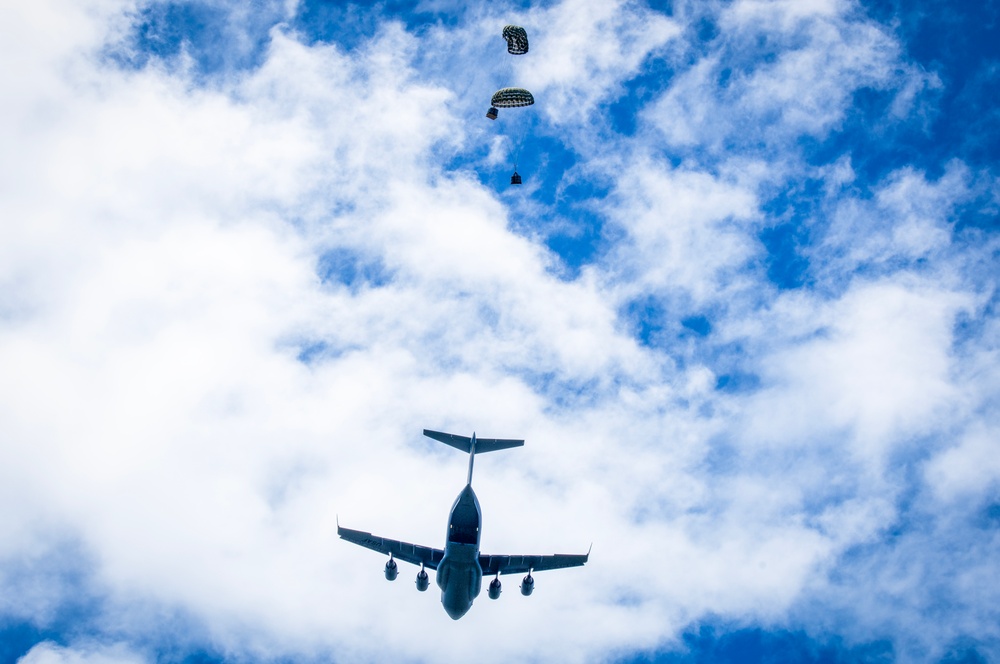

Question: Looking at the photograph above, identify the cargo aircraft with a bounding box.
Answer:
[338,429,590,620]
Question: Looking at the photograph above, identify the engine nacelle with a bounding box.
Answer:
[415,568,429,592]
[488,576,502,600]
[520,573,534,596]
[384,557,398,581]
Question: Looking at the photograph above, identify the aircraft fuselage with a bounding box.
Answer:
[436,484,483,619]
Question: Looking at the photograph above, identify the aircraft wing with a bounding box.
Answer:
[338,524,445,570]
[479,549,590,576]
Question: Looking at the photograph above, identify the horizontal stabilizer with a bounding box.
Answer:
[477,437,526,453]
[423,429,524,454]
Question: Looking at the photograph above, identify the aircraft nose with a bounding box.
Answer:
[442,597,471,620]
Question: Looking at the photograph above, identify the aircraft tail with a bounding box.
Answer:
[423,429,524,485]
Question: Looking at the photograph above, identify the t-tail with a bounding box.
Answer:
[423,429,524,485]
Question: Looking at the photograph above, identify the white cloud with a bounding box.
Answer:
[521,0,681,125]
[736,279,970,462]
[816,163,973,280]
[602,156,760,304]
[647,0,914,154]
[725,0,846,27]
[925,424,1000,501]
[19,642,145,664]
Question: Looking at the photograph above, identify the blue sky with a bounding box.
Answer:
[0,0,998,662]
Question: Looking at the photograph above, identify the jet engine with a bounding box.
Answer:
[415,567,429,592]
[520,573,534,596]
[384,557,398,581]
[488,576,502,599]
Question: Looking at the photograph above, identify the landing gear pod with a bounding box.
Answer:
[416,565,429,592]
[488,575,502,599]
[384,556,398,581]
[520,572,534,596]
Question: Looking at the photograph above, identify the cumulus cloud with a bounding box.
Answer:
[520,0,681,124]
[646,0,922,156]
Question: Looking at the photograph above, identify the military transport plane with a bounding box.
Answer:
[338,429,590,620]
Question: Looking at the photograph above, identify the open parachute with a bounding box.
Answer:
[486,26,534,185]
[491,88,534,109]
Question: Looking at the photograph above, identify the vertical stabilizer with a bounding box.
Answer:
[467,433,477,485]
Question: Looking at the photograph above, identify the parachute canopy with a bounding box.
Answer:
[502,25,529,55]
[491,87,534,108]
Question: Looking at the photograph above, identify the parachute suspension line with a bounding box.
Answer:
[511,116,529,182]
[501,50,515,87]
[488,51,514,119]
[489,56,514,120]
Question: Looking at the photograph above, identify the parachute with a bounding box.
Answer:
[491,87,535,108]
[502,25,529,55]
